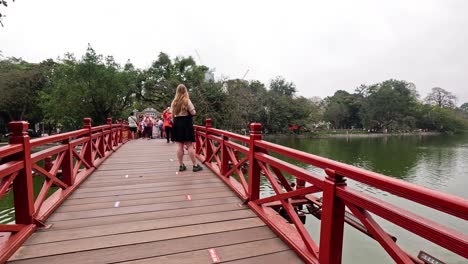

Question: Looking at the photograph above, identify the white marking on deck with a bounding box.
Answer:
[208,248,220,263]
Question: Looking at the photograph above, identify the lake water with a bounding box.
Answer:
[267,133,468,264]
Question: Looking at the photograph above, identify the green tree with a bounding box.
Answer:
[221,79,267,130]
[360,80,418,131]
[461,102,468,118]
[139,52,209,113]
[288,96,321,132]
[190,80,226,126]
[263,78,313,133]
[425,87,457,108]
[417,104,467,132]
[269,76,296,97]
[323,90,362,129]
[40,45,138,130]
[0,57,46,122]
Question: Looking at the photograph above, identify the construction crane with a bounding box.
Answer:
[242,69,249,80]
[194,49,203,65]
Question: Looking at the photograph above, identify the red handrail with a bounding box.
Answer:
[30,129,88,148]
[255,140,468,220]
[0,117,130,262]
[0,145,23,159]
[194,118,468,264]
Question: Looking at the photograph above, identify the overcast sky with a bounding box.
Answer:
[1,0,467,104]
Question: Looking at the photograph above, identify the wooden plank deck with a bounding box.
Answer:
[8,139,304,263]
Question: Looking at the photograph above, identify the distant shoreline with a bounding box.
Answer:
[264,131,442,139]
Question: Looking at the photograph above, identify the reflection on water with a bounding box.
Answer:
[268,133,468,264]
[268,134,468,198]
[0,208,15,224]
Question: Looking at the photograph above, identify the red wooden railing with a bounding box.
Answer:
[194,119,468,264]
[0,117,129,262]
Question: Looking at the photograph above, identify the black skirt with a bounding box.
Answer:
[172,115,195,142]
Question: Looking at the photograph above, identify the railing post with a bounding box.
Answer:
[319,168,347,264]
[83,118,93,166]
[118,118,123,144]
[61,138,74,186]
[296,179,306,198]
[107,118,113,150]
[220,134,229,176]
[124,121,129,142]
[99,125,105,157]
[44,156,53,172]
[248,123,262,201]
[204,118,213,163]
[297,179,306,190]
[8,121,34,225]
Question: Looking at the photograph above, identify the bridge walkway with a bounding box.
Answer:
[8,139,303,264]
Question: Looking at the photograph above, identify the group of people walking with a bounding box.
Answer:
[127,84,203,172]
[128,110,173,143]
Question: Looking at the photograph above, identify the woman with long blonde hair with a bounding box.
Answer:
[170,84,203,172]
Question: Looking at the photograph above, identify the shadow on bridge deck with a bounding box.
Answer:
[8,139,303,264]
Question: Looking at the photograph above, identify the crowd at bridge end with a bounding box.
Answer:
[127,108,173,142]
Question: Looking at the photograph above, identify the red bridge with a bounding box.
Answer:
[0,118,466,263]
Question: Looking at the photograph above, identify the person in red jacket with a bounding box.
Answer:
[143,113,154,139]
[162,107,173,143]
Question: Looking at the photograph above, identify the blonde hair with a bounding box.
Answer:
[171,84,190,116]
